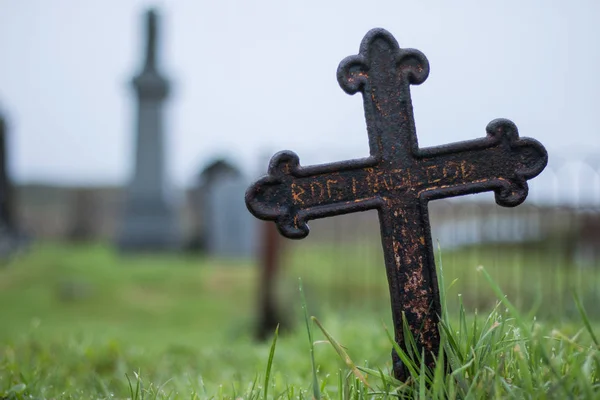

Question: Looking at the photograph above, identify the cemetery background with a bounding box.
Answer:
[10,158,600,320]
[0,0,600,397]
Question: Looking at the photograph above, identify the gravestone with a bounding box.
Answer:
[246,28,548,380]
[116,9,180,251]
[572,214,600,267]
[67,188,97,242]
[200,159,258,258]
[187,159,241,251]
[0,112,28,260]
[199,159,241,187]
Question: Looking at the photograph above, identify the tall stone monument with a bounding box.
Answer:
[117,9,179,251]
[0,115,14,235]
[0,111,28,260]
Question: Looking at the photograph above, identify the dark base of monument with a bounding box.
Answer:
[116,238,180,253]
[0,226,32,264]
[116,198,180,252]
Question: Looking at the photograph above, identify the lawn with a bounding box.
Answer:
[0,242,599,398]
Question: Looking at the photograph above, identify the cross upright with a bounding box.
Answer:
[245,28,548,380]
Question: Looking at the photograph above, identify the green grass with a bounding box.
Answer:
[285,239,600,320]
[0,242,599,398]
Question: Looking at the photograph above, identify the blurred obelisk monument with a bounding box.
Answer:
[0,111,28,260]
[117,9,179,251]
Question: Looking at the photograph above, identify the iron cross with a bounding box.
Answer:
[245,28,548,380]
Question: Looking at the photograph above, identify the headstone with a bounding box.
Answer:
[572,214,600,267]
[199,159,241,187]
[246,28,548,380]
[185,185,204,251]
[200,159,258,258]
[67,188,97,242]
[187,159,241,251]
[0,112,28,260]
[116,9,179,251]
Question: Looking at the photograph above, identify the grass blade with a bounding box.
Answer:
[126,373,134,400]
[418,349,426,400]
[299,278,321,400]
[436,242,450,326]
[338,369,343,400]
[263,324,279,399]
[357,366,404,388]
[382,321,420,382]
[572,291,599,347]
[311,316,370,388]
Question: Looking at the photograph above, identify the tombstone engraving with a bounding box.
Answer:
[245,28,548,380]
[116,9,179,251]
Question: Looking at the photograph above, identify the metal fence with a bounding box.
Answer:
[282,154,600,320]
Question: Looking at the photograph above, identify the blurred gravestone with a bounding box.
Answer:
[200,159,258,258]
[116,9,180,251]
[0,112,29,260]
[572,214,600,267]
[187,159,240,251]
[67,188,96,242]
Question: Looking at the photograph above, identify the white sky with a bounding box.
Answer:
[0,0,599,200]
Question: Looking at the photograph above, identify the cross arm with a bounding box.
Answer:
[414,119,548,206]
[245,151,383,239]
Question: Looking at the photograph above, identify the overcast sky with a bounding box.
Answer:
[0,0,599,203]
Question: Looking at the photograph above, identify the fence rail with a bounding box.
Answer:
[282,155,600,321]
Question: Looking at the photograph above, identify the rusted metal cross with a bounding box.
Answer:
[245,28,548,380]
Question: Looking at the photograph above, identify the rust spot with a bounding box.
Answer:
[310,182,324,201]
[461,160,474,178]
[291,183,305,204]
[326,179,338,199]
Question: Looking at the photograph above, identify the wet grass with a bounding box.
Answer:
[0,242,598,398]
